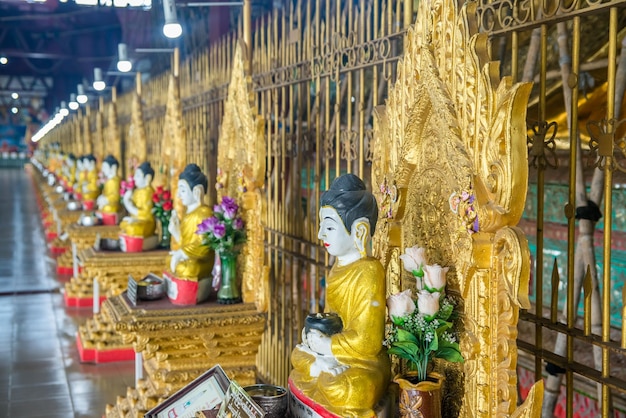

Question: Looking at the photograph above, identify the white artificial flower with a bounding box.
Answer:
[387,289,416,319]
[399,246,427,274]
[423,264,448,292]
[417,290,441,316]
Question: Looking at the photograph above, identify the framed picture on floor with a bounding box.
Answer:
[145,364,230,418]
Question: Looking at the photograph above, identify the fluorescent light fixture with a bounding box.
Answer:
[60,101,69,116]
[93,68,106,91]
[117,43,132,72]
[77,84,88,104]
[162,0,182,39]
[69,94,79,110]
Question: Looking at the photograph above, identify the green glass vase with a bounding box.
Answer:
[216,251,241,304]
[159,219,171,249]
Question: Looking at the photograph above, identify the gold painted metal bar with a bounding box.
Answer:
[537,23,549,381]
[566,16,581,418]
[404,0,412,27]
[243,0,251,64]
[358,0,365,178]
[601,8,618,417]
[622,287,626,349]
[335,9,341,179]
[511,32,518,83]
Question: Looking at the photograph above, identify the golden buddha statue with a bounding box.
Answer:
[96,155,121,217]
[76,155,87,198]
[119,162,157,250]
[289,174,391,418]
[81,154,100,204]
[62,153,77,192]
[165,163,213,305]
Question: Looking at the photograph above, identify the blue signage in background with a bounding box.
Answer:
[0,124,27,152]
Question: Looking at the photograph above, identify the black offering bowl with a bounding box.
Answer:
[304,312,343,336]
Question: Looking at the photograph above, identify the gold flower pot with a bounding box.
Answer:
[394,371,444,418]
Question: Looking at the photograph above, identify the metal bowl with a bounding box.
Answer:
[137,274,166,301]
[243,384,288,418]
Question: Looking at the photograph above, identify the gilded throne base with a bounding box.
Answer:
[102,293,266,418]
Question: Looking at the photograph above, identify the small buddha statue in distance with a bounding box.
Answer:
[96,155,121,224]
[119,161,158,251]
[81,154,99,209]
[164,163,214,305]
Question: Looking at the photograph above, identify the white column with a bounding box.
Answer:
[135,352,143,386]
[72,243,79,277]
[92,277,100,314]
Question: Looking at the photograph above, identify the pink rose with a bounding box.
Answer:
[387,289,416,320]
[417,290,440,316]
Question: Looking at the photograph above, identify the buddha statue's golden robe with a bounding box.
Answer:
[99,176,121,214]
[290,257,391,418]
[83,169,100,201]
[119,186,156,237]
[64,166,76,190]
[166,205,213,281]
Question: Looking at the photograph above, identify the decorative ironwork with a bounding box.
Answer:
[587,117,626,172]
[476,0,626,35]
[527,120,559,169]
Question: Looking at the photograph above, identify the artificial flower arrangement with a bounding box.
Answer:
[151,185,173,226]
[119,176,135,201]
[195,196,246,255]
[385,246,463,383]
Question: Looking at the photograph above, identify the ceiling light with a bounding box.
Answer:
[77,84,88,104]
[60,102,69,116]
[11,107,18,114]
[0,56,7,65]
[11,92,19,99]
[69,94,79,110]
[117,43,132,72]
[93,68,106,91]
[162,0,182,39]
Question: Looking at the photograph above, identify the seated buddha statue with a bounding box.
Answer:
[95,155,121,224]
[165,163,214,305]
[81,154,99,208]
[62,153,77,194]
[119,162,158,251]
[75,155,86,200]
[289,173,391,418]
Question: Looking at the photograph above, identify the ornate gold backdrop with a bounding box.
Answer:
[371,0,541,416]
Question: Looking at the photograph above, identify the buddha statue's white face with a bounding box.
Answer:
[177,179,196,207]
[102,162,117,179]
[84,159,95,172]
[318,206,358,260]
[77,159,84,171]
[134,168,148,188]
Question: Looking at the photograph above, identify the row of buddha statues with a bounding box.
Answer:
[38,148,393,416]
[37,149,427,417]
[39,151,219,306]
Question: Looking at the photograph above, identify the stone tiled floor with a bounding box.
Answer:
[0,167,134,418]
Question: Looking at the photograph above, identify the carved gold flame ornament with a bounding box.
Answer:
[372,0,543,416]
